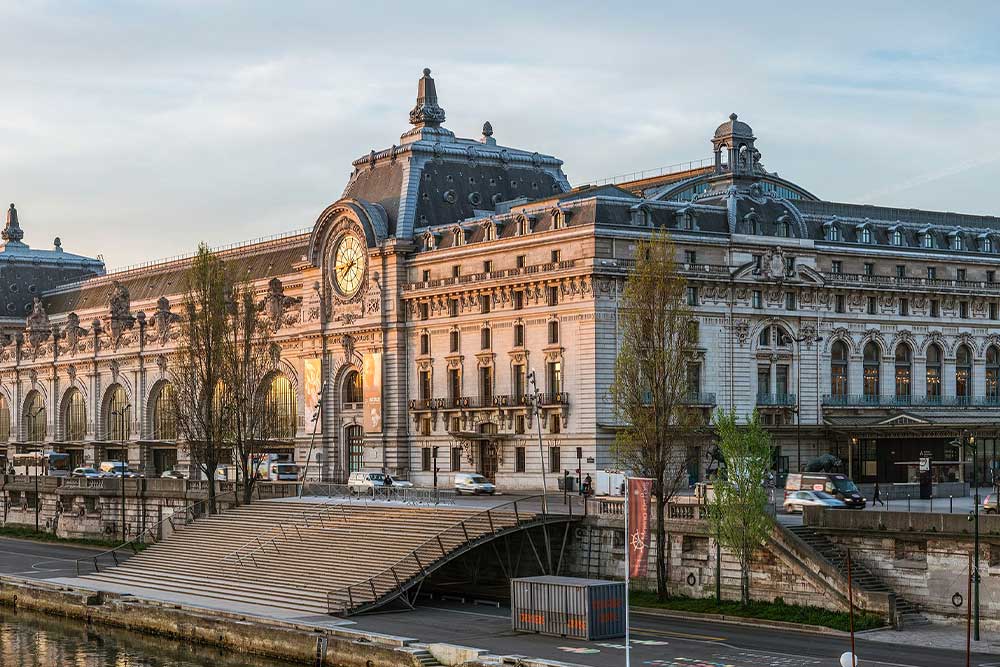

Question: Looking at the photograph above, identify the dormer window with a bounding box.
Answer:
[482,220,497,242]
[775,218,788,238]
[452,226,465,247]
[984,236,994,253]
[952,234,964,251]
[859,227,872,244]
[891,229,903,246]
[824,221,841,242]
[922,233,934,249]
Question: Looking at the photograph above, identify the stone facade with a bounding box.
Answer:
[0,68,999,488]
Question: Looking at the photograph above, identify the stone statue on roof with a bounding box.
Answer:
[3,203,24,244]
[64,312,87,355]
[24,297,50,360]
[153,296,181,345]
[108,280,135,350]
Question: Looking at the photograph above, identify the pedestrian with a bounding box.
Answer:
[872,480,884,507]
[583,474,593,497]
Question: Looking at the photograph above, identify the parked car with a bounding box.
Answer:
[71,467,103,479]
[785,472,865,509]
[385,475,414,488]
[98,461,140,478]
[984,493,998,514]
[454,472,496,496]
[783,490,846,514]
[160,469,186,480]
[348,471,388,494]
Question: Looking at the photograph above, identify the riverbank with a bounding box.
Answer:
[0,575,486,667]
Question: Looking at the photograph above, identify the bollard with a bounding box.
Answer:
[930,495,933,513]
[950,495,953,514]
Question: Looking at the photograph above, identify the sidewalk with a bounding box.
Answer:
[863,620,1000,655]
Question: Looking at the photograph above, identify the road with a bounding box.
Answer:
[349,599,998,667]
[0,536,110,580]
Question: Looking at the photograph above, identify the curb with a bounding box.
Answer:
[632,606,891,637]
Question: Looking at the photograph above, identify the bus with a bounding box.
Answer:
[10,451,72,477]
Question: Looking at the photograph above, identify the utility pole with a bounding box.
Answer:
[527,369,549,516]
[953,431,980,641]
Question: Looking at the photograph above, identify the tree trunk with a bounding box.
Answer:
[207,468,217,515]
[656,493,667,600]
[242,472,254,505]
[741,555,749,606]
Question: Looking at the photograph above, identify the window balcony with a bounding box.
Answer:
[682,392,717,406]
[408,393,569,411]
[822,394,994,407]
[756,393,796,406]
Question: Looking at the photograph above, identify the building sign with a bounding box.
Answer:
[919,451,932,473]
[303,358,323,434]
[363,351,383,433]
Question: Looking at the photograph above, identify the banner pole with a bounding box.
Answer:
[624,474,631,667]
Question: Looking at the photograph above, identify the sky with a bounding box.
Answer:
[1,1,1000,268]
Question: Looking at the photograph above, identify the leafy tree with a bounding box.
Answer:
[610,229,701,600]
[172,244,231,514]
[709,409,774,606]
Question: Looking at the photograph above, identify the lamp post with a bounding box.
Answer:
[527,369,549,516]
[792,333,823,472]
[432,446,439,493]
[111,403,132,544]
[952,430,980,641]
[27,406,44,533]
[299,381,327,498]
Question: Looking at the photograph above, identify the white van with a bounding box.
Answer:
[348,471,388,494]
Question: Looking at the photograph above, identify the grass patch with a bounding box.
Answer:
[630,591,885,632]
[0,524,140,551]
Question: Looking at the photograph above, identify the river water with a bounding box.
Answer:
[0,606,303,667]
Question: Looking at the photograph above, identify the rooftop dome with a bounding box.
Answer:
[714,113,754,139]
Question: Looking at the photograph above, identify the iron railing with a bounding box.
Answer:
[822,394,995,407]
[403,259,579,292]
[220,500,350,568]
[756,393,797,406]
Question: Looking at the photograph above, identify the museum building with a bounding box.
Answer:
[0,68,998,490]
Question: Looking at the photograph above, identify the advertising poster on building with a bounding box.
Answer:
[303,358,323,433]
[627,477,653,578]
[363,351,383,433]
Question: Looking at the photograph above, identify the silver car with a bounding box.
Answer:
[783,490,846,514]
[454,472,496,495]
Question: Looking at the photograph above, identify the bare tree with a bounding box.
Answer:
[709,409,774,606]
[223,283,278,505]
[610,229,700,600]
[172,244,232,514]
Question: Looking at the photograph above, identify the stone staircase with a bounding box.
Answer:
[786,525,929,628]
[78,501,529,617]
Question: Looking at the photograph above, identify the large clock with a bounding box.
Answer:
[332,234,366,297]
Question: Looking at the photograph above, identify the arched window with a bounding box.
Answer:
[926,344,942,400]
[775,219,788,238]
[105,385,130,441]
[830,341,849,398]
[891,229,903,246]
[829,225,840,242]
[24,391,46,442]
[0,395,10,442]
[894,344,912,400]
[956,344,973,401]
[64,389,86,441]
[985,237,994,253]
[987,346,1000,402]
[923,233,934,249]
[420,332,430,356]
[863,342,880,400]
[152,382,177,440]
[264,374,296,440]
[859,227,872,244]
[342,370,363,406]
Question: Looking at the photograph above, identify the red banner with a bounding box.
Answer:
[627,477,653,578]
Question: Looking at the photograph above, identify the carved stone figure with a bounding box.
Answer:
[153,296,181,345]
[64,313,87,355]
[757,246,789,282]
[108,280,135,349]
[260,277,302,331]
[24,297,50,360]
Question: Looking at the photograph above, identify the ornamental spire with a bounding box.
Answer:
[408,67,446,128]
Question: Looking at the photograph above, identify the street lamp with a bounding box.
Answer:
[792,333,823,472]
[27,406,44,533]
[111,403,132,544]
[951,431,980,641]
[527,369,549,516]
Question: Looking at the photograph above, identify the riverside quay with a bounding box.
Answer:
[0,68,996,491]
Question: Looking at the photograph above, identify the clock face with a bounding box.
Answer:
[333,234,365,297]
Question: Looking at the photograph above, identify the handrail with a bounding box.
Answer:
[220,499,350,567]
[73,491,236,576]
[326,494,562,613]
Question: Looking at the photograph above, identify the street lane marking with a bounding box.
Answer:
[634,627,727,642]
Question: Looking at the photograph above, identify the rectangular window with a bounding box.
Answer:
[757,366,770,399]
[420,417,431,437]
[900,298,909,316]
[867,296,877,315]
[989,270,996,284]
[515,415,526,434]
[547,286,559,306]
[927,267,936,280]
[752,290,763,309]
[752,255,762,271]
[992,303,998,320]
[551,249,561,263]
[481,327,491,349]
[451,447,462,472]
[449,330,459,352]
[548,320,559,344]
[957,268,967,281]
[448,369,461,401]
[514,290,524,310]
[420,334,430,355]
[479,366,493,402]
[785,292,796,310]
[931,300,940,317]
[516,255,526,269]
[836,294,846,313]
[546,361,563,395]
[483,260,494,274]
[515,447,526,473]
[550,414,562,433]
[831,260,842,274]
[514,323,525,347]
[687,363,701,396]
[684,250,697,265]
[896,265,906,278]
[419,302,429,320]
[961,301,969,319]
[480,294,491,314]
[687,286,699,306]
[863,262,874,276]
[421,269,430,283]
[776,365,789,399]
[513,364,525,398]
[549,447,561,474]
[448,299,458,317]
[452,265,461,278]
[418,370,431,401]
[421,447,431,472]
